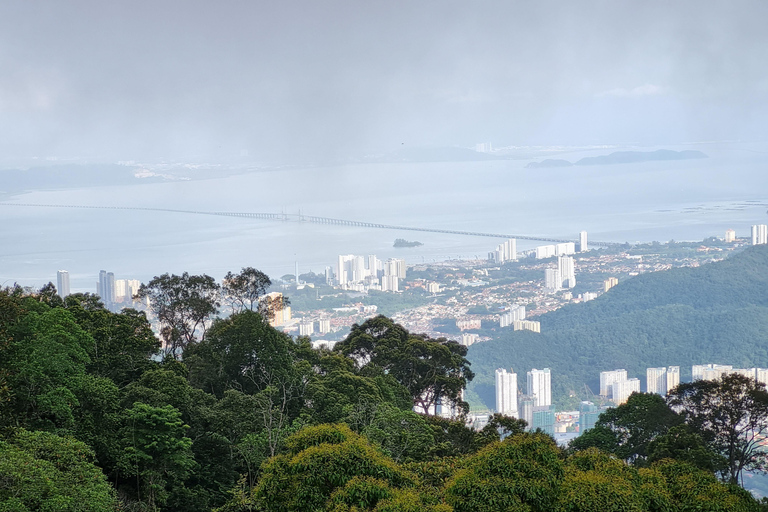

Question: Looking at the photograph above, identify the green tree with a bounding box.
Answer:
[137,272,220,355]
[0,428,118,512]
[445,431,564,512]
[335,316,474,415]
[118,403,196,510]
[667,373,768,485]
[569,392,682,465]
[222,267,276,314]
[247,424,415,512]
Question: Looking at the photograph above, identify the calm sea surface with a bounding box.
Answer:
[2,144,768,292]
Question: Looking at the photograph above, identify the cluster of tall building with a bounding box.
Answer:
[489,239,517,264]
[752,224,768,245]
[599,369,640,405]
[646,366,680,395]
[494,367,552,426]
[692,364,768,384]
[56,269,140,311]
[499,304,525,327]
[334,254,405,292]
[545,255,576,291]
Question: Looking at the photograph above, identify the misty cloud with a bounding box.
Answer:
[0,1,766,163]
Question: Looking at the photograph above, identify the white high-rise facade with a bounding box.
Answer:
[579,231,588,252]
[752,225,768,245]
[57,270,70,298]
[612,378,641,405]
[646,366,680,395]
[558,255,575,289]
[600,369,627,397]
[495,368,519,417]
[545,268,562,291]
[98,270,115,308]
[527,368,551,407]
[499,304,526,328]
[490,239,517,264]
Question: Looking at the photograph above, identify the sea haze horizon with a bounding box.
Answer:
[1,143,767,293]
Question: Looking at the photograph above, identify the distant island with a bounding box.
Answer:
[394,238,423,248]
[525,149,708,169]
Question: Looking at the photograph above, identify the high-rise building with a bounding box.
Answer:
[385,258,406,279]
[519,396,535,429]
[499,304,525,327]
[56,270,70,298]
[531,407,555,435]
[579,401,600,433]
[666,366,680,392]
[604,277,619,292]
[545,268,562,292]
[98,270,115,308]
[579,231,588,252]
[558,255,575,288]
[535,245,556,259]
[298,321,314,336]
[725,229,736,243]
[612,378,641,405]
[599,369,627,397]
[459,333,479,347]
[513,320,541,333]
[756,368,768,386]
[490,239,517,264]
[646,367,666,395]
[317,319,331,334]
[555,242,575,256]
[692,364,732,381]
[495,368,519,418]
[527,368,552,407]
[752,225,768,245]
[265,292,291,326]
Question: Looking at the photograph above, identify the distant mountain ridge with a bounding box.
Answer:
[526,149,707,168]
[466,245,768,410]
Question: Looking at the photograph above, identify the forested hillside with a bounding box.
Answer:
[2,271,766,511]
[467,245,768,409]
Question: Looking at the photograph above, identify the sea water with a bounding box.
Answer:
[2,144,767,292]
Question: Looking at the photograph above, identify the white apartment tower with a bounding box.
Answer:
[558,255,576,289]
[646,366,680,396]
[600,369,628,397]
[612,378,641,405]
[527,368,552,407]
[752,225,768,245]
[495,368,519,417]
[491,239,517,264]
[545,268,562,292]
[57,270,70,298]
[579,231,588,252]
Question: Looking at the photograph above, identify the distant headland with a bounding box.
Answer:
[526,149,708,169]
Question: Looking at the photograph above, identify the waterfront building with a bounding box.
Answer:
[495,368,519,417]
[555,242,575,256]
[56,270,70,298]
[579,231,588,252]
[527,368,552,407]
[535,245,557,259]
[599,369,627,397]
[490,239,517,264]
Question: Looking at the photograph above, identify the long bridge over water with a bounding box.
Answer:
[1,203,618,246]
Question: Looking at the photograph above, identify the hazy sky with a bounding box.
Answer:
[1,1,766,162]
